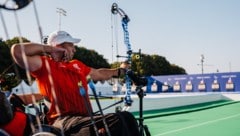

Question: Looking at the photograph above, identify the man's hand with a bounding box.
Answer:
[118,61,130,77]
[120,61,130,69]
[48,46,67,62]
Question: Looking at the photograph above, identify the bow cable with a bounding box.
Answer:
[110,7,124,111]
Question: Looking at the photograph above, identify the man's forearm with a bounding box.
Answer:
[11,43,52,70]
[90,68,126,81]
[11,43,52,57]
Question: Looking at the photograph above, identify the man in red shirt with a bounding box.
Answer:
[11,30,140,136]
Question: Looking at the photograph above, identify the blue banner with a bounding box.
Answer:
[147,72,240,93]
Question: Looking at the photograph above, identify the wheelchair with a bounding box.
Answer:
[33,124,62,136]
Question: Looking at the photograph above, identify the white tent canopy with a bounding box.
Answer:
[12,80,38,94]
[12,80,114,95]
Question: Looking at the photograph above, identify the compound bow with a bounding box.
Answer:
[111,3,133,110]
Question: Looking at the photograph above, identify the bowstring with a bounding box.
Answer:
[111,11,119,63]
[0,1,64,135]
[0,9,9,39]
[32,0,42,41]
[111,8,124,110]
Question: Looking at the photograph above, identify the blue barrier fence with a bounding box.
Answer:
[147,72,240,93]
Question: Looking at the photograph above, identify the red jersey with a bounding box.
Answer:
[0,111,28,136]
[31,56,91,124]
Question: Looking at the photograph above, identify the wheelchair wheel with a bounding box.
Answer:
[0,129,10,136]
[33,124,62,136]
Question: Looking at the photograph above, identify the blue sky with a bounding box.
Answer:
[0,0,240,74]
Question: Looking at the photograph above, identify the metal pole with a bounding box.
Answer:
[56,8,66,31]
[200,54,204,75]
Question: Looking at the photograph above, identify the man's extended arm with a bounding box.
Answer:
[89,62,128,81]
